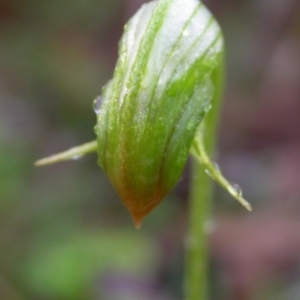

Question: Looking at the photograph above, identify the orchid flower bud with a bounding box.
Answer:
[95,0,224,226]
[36,0,251,228]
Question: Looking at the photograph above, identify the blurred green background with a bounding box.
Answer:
[1,0,300,299]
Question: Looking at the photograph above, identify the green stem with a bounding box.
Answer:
[184,157,212,300]
[184,59,224,300]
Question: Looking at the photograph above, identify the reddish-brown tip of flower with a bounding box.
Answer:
[131,213,143,229]
[123,192,166,228]
[129,202,159,229]
[112,175,167,228]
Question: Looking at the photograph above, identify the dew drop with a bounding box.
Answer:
[93,125,98,135]
[205,169,213,178]
[93,96,102,114]
[183,30,189,36]
[187,120,195,131]
[204,103,212,113]
[232,183,243,197]
[212,162,220,173]
[72,155,82,161]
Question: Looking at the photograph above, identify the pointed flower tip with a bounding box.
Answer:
[131,212,145,229]
[245,202,252,212]
[118,190,165,228]
[128,204,158,228]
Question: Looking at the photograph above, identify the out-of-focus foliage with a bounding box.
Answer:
[1,0,300,299]
[24,230,158,299]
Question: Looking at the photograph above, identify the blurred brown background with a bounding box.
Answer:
[1,0,300,299]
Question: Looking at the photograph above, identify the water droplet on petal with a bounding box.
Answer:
[93,96,102,114]
[204,103,212,113]
[232,183,243,197]
[187,120,195,131]
[183,30,189,36]
[94,125,98,135]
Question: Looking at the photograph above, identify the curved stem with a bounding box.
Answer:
[35,140,97,166]
[191,125,251,211]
